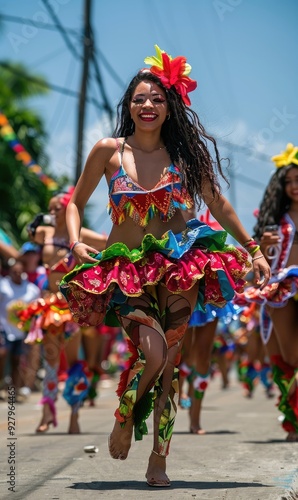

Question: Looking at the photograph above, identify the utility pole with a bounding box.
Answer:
[75,0,93,182]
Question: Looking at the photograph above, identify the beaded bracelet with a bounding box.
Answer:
[243,238,254,247]
[245,244,260,256]
[252,254,264,262]
[248,245,260,256]
[243,238,260,256]
[244,238,259,246]
[70,241,81,252]
[244,239,258,248]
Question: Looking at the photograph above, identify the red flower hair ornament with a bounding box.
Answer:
[59,186,75,207]
[143,45,197,106]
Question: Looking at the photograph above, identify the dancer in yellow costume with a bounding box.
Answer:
[243,144,298,441]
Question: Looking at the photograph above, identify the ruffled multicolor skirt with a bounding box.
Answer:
[60,219,251,327]
[243,265,298,307]
[16,291,80,343]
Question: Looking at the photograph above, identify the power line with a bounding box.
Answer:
[235,173,266,189]
[93,45,126,89]
[217,138,269,163]
[0,12,126,91]
[48,55,77,134]
[41,0,82,60]
[0,13,82,38]
[31,46,69,68]
[0,61,105,111]
[90,35,115,126]
[90,52,114,129]
[41,0,115,128]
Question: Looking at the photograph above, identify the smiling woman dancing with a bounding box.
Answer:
[60,45,270,487]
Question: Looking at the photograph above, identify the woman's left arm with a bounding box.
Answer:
[206,193,251,245]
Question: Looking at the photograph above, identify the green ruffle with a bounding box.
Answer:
[134,392,154,441]
[63,233,171,280]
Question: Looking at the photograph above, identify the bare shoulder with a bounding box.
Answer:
[91,137,118,158]
[85,137,120,175]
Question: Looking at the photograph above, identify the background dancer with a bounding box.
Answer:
[243,143,298,441]
[21,189,107,433]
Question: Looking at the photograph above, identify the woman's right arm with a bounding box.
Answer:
[67,138,114,263]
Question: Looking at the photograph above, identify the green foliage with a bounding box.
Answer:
[0,61,49,107]
[0,61,68,247]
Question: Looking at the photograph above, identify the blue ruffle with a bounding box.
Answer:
[189,301,241,327]
[165,218,228,258]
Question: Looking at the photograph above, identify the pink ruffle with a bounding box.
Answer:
[66,248,248,327]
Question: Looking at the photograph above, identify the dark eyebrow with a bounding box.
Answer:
[133,92,165,97]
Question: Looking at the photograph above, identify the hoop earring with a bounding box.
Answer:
[167,115,170,121]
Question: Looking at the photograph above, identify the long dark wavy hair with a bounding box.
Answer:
[253,163,298,240]
[112,71,228,208]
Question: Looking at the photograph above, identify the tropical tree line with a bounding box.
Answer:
[0,61,68,248]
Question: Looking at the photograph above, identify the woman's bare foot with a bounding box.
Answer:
[190,425,206,435]
[145,451,170,487]
[189,397,206,434]
[286,431,298,442]
[108,418,133,460]
[68,411,80,434]
[243,388,253,398]
[36,403,55,433]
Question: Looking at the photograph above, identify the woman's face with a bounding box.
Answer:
[48,196,66,224]
[129,80,168,131]
[284,167,298,203]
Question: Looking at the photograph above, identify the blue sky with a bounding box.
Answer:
[0,0,297,236]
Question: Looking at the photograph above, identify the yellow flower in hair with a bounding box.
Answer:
[144,45,165,69]
[144,45,192,76]
[271,143,298,168]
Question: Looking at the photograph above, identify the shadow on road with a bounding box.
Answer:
[175,429,239,435]
[68,479,273,491]
[242,439,289,444]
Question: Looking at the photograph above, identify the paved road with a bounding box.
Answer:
[0,372,297,500]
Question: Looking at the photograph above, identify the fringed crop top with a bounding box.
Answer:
[108,139,193,227]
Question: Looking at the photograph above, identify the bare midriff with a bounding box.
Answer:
[106,210,193,250]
